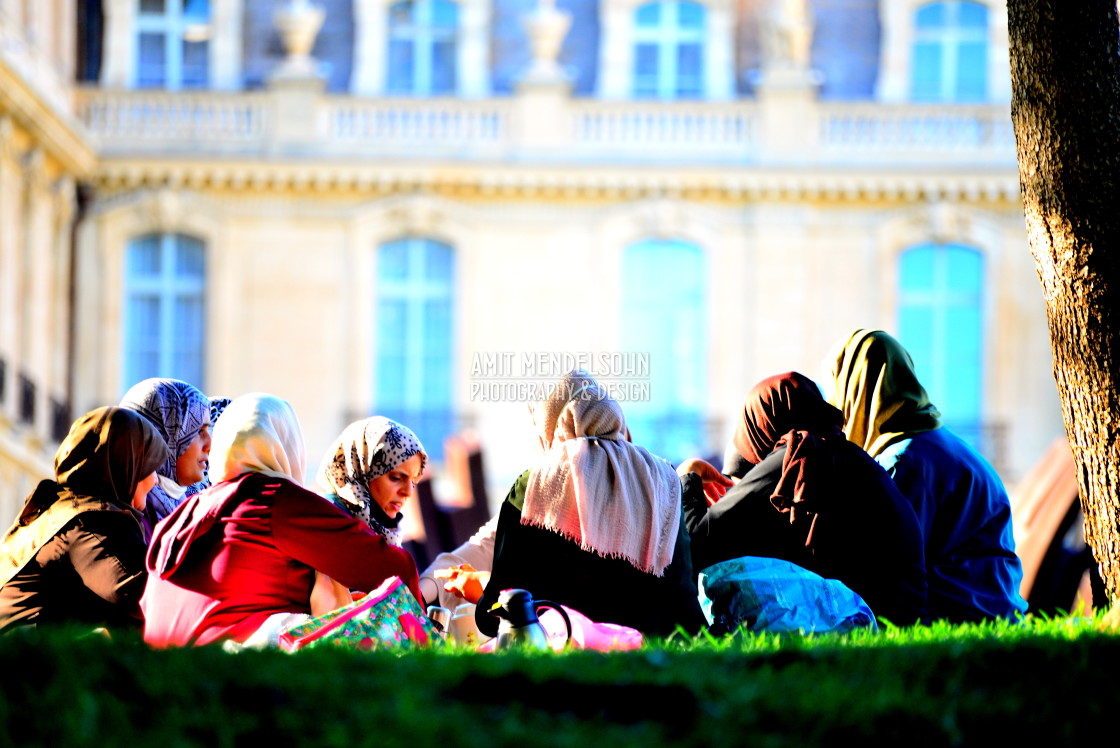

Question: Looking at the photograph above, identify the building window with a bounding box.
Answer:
[632,0,706,100]
[897,243,984,447]
[375,238,455,460]
[136,0,211,89]
[386,0,459,96]
[620,240,706,462]
[123,233,206,392]
[911,1,988,102]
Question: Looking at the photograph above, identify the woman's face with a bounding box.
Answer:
[175,424,212,486]
[367,453,424,517]
[132,471,159,511]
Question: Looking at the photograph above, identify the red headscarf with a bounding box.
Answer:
[732,372,846,538]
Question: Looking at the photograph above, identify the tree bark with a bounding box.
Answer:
[1007,1,1120,605]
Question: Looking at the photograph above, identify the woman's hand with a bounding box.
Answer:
[433,564,490,604]
[677,458,735,506]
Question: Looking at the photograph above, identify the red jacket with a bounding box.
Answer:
[141,472,421,647]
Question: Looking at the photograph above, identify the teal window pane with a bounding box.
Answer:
[956,42,987,101]
[184,0,210,23]
[140,0,165,15]
[946,245,983,292]
[181,39,209,89]
[129,235,161,276]
[916,3,946,27]
[376,238,455,460]
[431,0,458,29]
[137,33,167,88]
[431,40,457,94]
[636,3,660,26]
[900,245,936,291]
[911,43,941,101]
[678,1,704,28]
[959,1,987,27]
[621,240,706,462]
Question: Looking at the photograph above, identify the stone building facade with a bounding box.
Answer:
[1,0,1063,520]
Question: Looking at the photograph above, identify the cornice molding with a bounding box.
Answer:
[0,59,97,176]
[88,159,1022,204]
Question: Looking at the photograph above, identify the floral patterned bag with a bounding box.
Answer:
[278,576,444,652]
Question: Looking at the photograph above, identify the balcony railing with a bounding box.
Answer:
[74,87,1017,167]
[818,103,1016,164]
[76,89,268,150]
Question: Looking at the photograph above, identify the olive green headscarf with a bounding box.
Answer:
[828,328,941,458]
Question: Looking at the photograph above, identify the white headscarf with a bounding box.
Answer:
[208,393,307,485]
[316,416,427,545]
[523,370,681,576]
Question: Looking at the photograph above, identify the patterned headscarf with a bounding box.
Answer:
[183,396,233,499]
[827,328,942,458]
[523,370,682,576]
[0,407,168,586]
[120,378,210,535]
[317,417,427,545]
[208,393,307,485]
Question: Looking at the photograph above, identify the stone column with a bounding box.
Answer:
[211,0,245,90]
[459,0,492,97]
[596,0,633,99]
[351,0,388,96]
[100,0,136,88]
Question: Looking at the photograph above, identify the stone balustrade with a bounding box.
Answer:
[74,85,1018,167]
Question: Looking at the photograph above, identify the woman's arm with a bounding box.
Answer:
[67,513,148,621]
[270,483,422,603]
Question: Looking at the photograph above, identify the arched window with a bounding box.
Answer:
[898,243,984,446]
[386,0,459,95]
[620,240,706,462]
[123,233,206,391]
[375,237,455,459]
[136,0,211,89]
[633,0,706,100]
[911,1,988,102]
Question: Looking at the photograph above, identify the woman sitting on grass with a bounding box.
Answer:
[308,416,429,613]
[680,371,929,626]
[0,407,166,633]
[474,369,707,639]
[828,328,1026,622]
[140,393,421,648]
[120,378,212,540]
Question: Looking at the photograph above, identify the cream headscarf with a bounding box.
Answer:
[828,328,942,458]
[208,393,307,485]
[316,416,427,545]
[523,370,681,577]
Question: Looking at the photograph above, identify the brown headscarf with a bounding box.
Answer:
[731,372,846,534]
[0,407,168,586]
[828,328,941,458]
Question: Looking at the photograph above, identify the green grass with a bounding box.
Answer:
[2,614,1117,747]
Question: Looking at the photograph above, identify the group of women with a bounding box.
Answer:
[0,327,1027,646]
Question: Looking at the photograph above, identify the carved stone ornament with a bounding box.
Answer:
[273,0,326,80]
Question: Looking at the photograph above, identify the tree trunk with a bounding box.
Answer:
[1007,1,1120,605]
